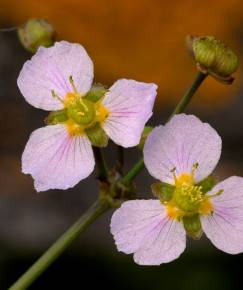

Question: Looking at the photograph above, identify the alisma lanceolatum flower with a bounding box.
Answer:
[17,41,157,191]
[111,114,243,265]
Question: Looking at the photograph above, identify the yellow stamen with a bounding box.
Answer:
[199,198,213,215]
[166,204,183,219]
[65,119,84,136]
[96,104,109,124]
[63,92,78,107]
[176,173,194,187]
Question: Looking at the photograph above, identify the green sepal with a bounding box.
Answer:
[84,84,107,103]
[85,123,108,147]
[151,182,174,201]
[183,214,202,240]
[45,109,68,125]
[197,175,216,194]
[137,126,153,150]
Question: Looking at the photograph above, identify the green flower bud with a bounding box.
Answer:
[18,18,55,53]
[151,182,174,201]
[183,214,202,240]
[85,84,107,103]
[67,99,95,125]
[187,35,239,84]
[197,175,216,194]
[138,126,153,150]
[85,123,108,147]
[45,109,68,125]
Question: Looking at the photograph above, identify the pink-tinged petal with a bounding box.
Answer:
[201,176,243,254]
[102,79,157,147]
[22,124,95,191]
[110,200,186,265]
[144,114,221,184]
[17,41,94,111]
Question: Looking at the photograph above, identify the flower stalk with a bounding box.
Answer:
[93,147,109,181]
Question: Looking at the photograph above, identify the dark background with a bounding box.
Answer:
[1,0,243,289]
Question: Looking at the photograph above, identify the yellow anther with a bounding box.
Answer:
[199,198,213,215]
[166,204,183,219]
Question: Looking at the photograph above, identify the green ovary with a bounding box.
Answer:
[67,98,95,126]
[173,184,203,213]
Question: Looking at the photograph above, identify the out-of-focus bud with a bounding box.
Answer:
[187,35,239,84]
[18,18,55,53]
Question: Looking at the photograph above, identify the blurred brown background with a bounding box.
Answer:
[1,0,243,289]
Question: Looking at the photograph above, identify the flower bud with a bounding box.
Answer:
[187,35,239,84]
[85,123,108,147]
[18,18,55,53]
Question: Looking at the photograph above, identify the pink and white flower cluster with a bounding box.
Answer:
[18,41,157,192]
[111,114,243,265]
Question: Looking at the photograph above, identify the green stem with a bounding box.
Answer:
[170,72,207,118]
[8,200,110,290]
[121,72,207,185]
[93,147,109,181]
[122,159,144,185]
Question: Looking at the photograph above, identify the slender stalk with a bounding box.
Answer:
[121,72,207,185]
[8,200,110,290]
[122,159,144,185]
[93,147,109,181]
[170,72,207,118]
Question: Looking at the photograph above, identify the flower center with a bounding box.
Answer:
[66,93,96,126]
[164,165,214,219]
[173,182,203,212]
[51,76,109,136]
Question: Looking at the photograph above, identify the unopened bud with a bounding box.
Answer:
[187,35,239,84]
[18,18,55,53]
